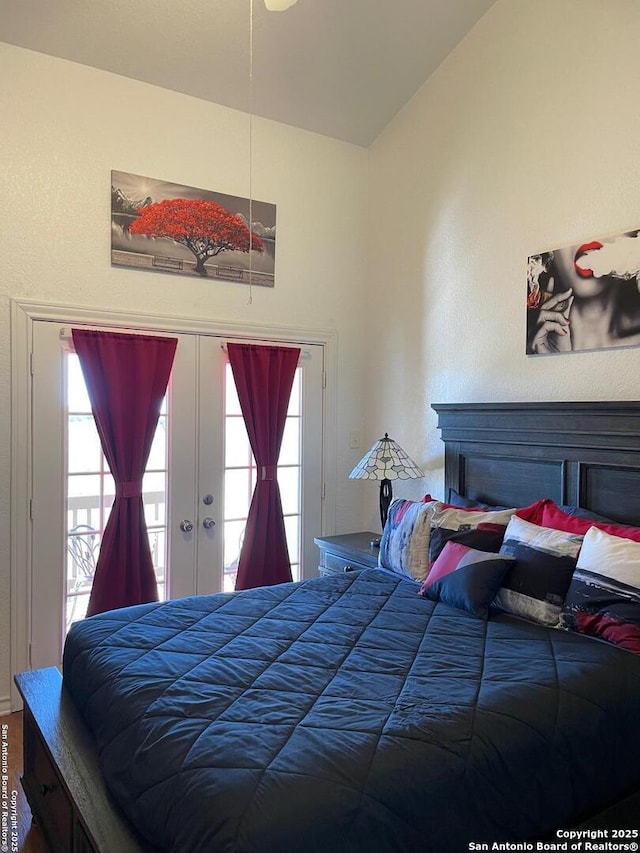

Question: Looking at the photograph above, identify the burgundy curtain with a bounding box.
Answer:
[227,343,300,590]
[72,329,177,616]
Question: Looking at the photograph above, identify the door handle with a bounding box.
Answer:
[179,519,194,532]
[202,517,216,530]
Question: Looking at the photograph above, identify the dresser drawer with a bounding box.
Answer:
[315,532,380,577]
[322,551,375,574]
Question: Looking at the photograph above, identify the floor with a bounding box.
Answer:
[2,712,50,853]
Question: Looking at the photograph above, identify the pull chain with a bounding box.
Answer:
[247,0,254,305]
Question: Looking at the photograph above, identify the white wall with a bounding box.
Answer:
[367,0,640,508]
[4,0,640,704]
[0,43,370,707]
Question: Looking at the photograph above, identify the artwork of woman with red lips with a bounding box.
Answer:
[526,229,640,354]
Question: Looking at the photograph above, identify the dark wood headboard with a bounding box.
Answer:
[432,401,640,527]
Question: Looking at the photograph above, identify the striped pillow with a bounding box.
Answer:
[428,504,517,564]
[378,498,437,582]
[494,515,583,627]
[561,526,640,653]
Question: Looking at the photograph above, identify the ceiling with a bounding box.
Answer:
[0,0,496,146]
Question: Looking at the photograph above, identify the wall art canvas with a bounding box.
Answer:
[111,170,276,286]
[526,227,640,355]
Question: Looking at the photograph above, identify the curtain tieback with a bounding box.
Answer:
[259,465,278,481]
[118,480,143,498]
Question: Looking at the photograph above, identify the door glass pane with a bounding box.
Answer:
[279,418,300,466]
[224,468,252,520]
[223,519,246,591]
[278,466,300,516]
[225,418,251,468]
[68,474,101,531]
[65,351,168,631]
[287,371,300,416]
[68,416,101,472]
[148,529,166,599]
[67,357,92,411]
[284,515,300,573]
[225,371,242,415]
[147,416,167,470]
[143,471,167,525]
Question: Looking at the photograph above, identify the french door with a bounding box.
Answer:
[29,320,324,670]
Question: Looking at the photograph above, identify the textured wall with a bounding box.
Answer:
[367,0,640,516]
[3,0,640,706]
[0,44,369,707]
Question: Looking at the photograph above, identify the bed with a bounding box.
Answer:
[15,401,640,853]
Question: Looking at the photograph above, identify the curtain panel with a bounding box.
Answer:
[227,342,300,590]
[72,329,177,615]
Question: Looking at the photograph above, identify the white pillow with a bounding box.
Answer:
[430,504,517,533]
[560,526,640,653]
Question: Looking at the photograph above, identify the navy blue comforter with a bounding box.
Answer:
[63,569,640,853]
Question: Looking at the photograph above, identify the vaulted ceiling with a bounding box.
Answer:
[1,0,496,146]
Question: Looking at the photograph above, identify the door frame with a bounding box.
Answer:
[10,298,337,709]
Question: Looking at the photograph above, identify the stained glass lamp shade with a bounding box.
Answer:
[349,434,424,530]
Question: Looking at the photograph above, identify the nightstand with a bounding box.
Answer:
[314,532,380,576]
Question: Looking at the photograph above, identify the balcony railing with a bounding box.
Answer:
[65,491,242,629]
[66,491,167,629]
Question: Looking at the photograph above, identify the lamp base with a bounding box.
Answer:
[379,478,392,530]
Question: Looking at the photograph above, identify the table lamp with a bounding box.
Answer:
[349,433,424,533]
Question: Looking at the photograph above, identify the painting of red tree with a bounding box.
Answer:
[130,198,264,277]
[111,171,276,286]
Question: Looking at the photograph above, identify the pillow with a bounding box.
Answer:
[557,504,614,523]
[493,515,583,627]
[378,498,437,582]
[561,527,640,653]
[515,500,547,525]
[518,499,640,543]
[418,541,515,620]
[427,489,510,511]
[428,503,517,564]
[446,488,510,511]
[428,525,507,565]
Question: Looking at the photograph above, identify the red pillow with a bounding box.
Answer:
[514,499,548,525]
[518,499,640,543]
